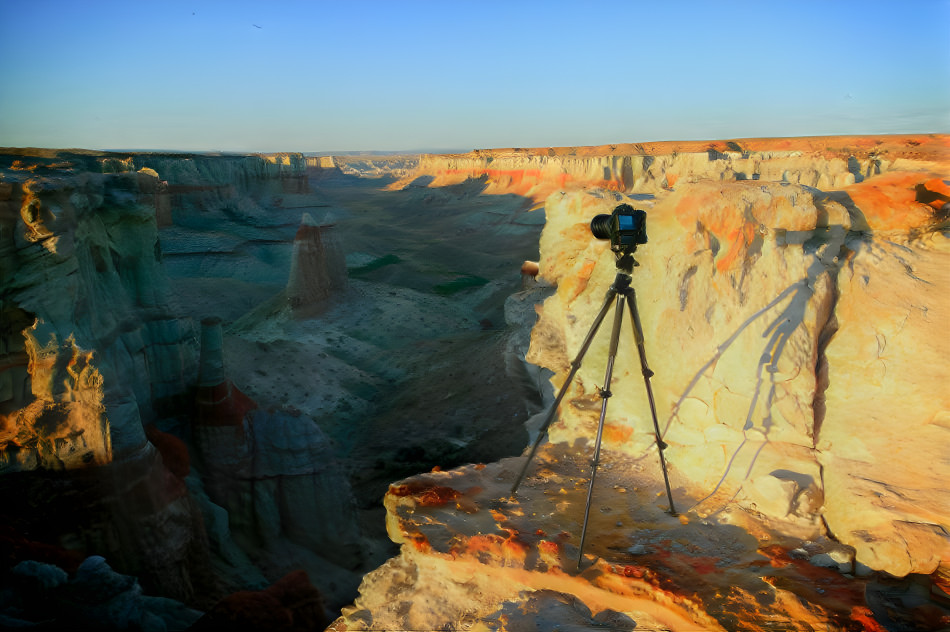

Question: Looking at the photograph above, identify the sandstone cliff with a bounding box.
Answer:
[335,135,950,631]
[0,153,212,603]
[0,149,360,617]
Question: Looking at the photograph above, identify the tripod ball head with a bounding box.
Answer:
[591,204,648,252]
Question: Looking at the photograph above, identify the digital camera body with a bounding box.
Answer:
[590,204,648,251]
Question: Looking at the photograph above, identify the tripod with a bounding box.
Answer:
[510,249,677,568]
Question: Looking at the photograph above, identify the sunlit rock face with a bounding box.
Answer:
[336,135,950,631]
[393,135,947,203]
[529,169,949,579]
[336,458,898,631]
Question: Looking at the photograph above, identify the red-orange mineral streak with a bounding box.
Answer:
[602,423,633,445]
[388,481,461,507]
[409,533,431,553]
[144,424,190,478]
[454,529,530,566]
[849,606,891,632]
[560,257,598,302]
[195,381,258,428]
[645,542,722,576]
[757,544,871,617]
[922,178,950,210]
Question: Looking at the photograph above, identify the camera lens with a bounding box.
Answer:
[590,214,613,240]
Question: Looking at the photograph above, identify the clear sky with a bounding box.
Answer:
[1,0,947,153]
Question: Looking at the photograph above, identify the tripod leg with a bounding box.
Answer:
[510,287,618,495]
[626,288,677,516]
[577,294,626,569]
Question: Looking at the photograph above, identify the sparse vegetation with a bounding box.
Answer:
[433,275,488,296]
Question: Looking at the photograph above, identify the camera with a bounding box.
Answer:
[590,204,648,251]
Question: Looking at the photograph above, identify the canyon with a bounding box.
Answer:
[0,135,947,630]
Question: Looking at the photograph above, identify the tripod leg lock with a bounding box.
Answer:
[642,368,654,378]
[598,387,612,399]
[656,438,668,450]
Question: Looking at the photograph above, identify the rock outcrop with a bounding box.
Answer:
[0,155,225,604]
[0,555,203,630]
[336,135,950,630]
[1,165,192,467]
[0,149,358,615]
[286,213,347,317]
[192,311,365,607]
[528,176,949,578]
[4,137,947,629]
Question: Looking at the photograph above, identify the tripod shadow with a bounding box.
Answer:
[663,279,803,437]
[669,248,843,514]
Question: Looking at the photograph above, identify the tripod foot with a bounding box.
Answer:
[575,552,598,572]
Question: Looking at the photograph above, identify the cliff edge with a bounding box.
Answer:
[334,135,950,631]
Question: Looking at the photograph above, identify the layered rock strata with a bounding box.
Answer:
[1,166,192,467]
[192,312,365,607]
[392,135,947,203]
[0,150,347,611]
[335,458,895,631]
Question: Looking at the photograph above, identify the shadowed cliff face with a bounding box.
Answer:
[0,150,332,612]
[0,147,550,625]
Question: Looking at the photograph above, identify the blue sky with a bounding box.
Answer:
[1,0,947,152]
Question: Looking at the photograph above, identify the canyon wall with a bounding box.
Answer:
[0,150,361,615]
[394,135,945,203]
[0,155,212,603]
[0,150,309,471]
[336,135,950,631]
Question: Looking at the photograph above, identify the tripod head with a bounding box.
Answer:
[614,250,639,276]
